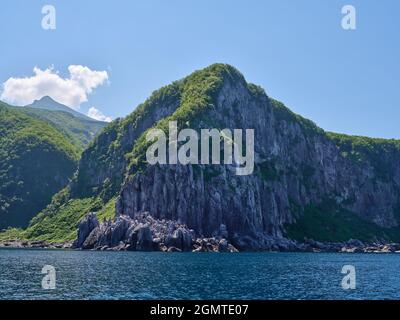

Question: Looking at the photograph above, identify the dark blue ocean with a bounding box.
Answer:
[0,249,398,300]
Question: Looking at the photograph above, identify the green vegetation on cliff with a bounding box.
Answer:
[16,106,107,150]
[0,101,80,229]
[0,188,116,242]
[285,200,400,242]
[327,132,400,181]
[128,64,239,172]
[74,64,241,199]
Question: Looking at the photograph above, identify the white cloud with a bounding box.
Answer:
[0,65,108,109]
[87,106,112,122]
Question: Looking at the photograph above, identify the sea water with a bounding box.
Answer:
[0,249,398,300]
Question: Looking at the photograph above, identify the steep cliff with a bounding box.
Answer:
[114,64,400,248]
[11,64,400,247]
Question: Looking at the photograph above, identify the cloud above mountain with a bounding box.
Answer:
[0,65,108,109]
[87,106,112,122]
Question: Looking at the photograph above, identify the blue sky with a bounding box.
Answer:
[1,0,399,138]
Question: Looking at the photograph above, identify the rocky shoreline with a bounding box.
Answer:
[0,240,73,250]
[2,212,400,254]
[2,238,400,253]
[1,237,400,253]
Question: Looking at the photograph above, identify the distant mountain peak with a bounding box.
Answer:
[30,96,71,109]
[36,95,52,101]
[33,95,58,103]
[26,96,96,121]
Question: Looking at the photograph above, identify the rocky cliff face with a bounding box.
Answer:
[72,82,182,199]
[58,64,400,249]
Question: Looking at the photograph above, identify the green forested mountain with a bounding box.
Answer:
[0,101,80,229]
[16,106,107,150]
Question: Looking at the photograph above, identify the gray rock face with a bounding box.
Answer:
[82,226,102,249]
[218,239,229,252]
[110,217,130,246]
[69,64,400,250]
[114,70,400,249]
[75,212,240,252]
[74,212,99,248]
[135,224,153,251]
[73,83,182,198]
[165,227,193,251]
